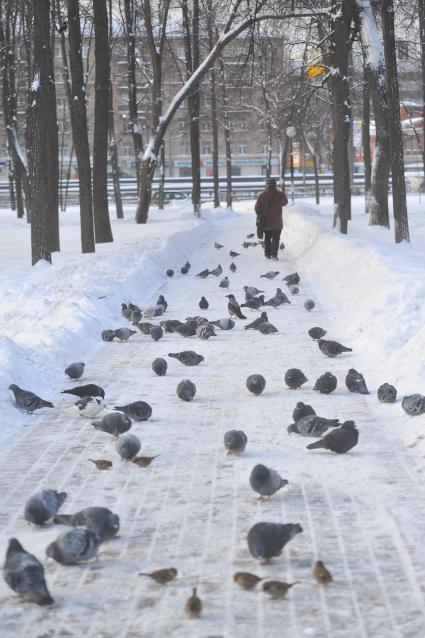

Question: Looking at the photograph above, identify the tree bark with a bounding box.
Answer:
[67,0,95,252]
[108,0,123,219]
[93,0,113,242]
[381,0,409,242]
[219,53,232,209]
[123,0,143,186]
[158,141,165,210]
[418,0,425,181]
[46,10,59,253]
[362,66,371,212]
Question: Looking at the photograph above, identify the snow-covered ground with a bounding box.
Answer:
[1,196,425,637]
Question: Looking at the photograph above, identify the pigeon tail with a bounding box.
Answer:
[306,440,327,450]
[40,400,54,408]
[341,347,353,352]
[53,514,73,526]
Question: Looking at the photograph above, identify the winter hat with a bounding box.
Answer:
[267,177,277,187]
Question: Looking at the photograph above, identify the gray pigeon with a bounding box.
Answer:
[62,383,105,398]
[346,369,369,394]
[181,261,191,274]
[230,262,237,273]
[121,303,132,320]
[284,369,308,389]
[115,433,141,460]
[196,268,210,278]
[65,362,85,380]
[150,325,163,341]
[196,323,216,339]
[247,522,303,563]
[101,329,116,341]
[244,286,264,299]
[318,339,352,357]
[131,308,143,324]
[168,351,204,366]
[246,374,266,395]
[244,312,268,330]
[211,318,235,330]
[214,242,224,249]
[137,321,154,335]
[314,372,337,394]
[292,402,316,422]
[257,320,278,334]
[152,358,168,376]
[199,296,209,310]
[114,327,137,342]
[241,296,265,310]
[24,489,67,525]
[92,412,132,437]
[46,528,101,565]
[53,507,119,541]
[219,277,229,289]
[157,295,168,311]
[308,327,327,340]
[160,320,184,333]
[283,272,300,285]
[226,294,247,319]
[260,271,279,280]
[230,250,240,257]
[307,420,358,453]
[288,415,340,437]
[402,394,425,416]
[377,383,397,404]
[224,430,247,455]
[8,384,54,413]
[4,539,54,605]
[210,264,223,277]
[249,464,288,499]
[176,321,197,337]
[304,299,315,311]
[177,379,196,401]
[166,269,174,277]
[114,401,152,421]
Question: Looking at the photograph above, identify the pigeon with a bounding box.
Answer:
[121,303,132,320]
[211,318,235,330]
[114,328,137,342]
[65,362,85,380]
[62,384,105,399]
[283,272,300,285]
[199,296,209,310]
[130,308,143,324]
[257,320,278,334]
[209,264,223,277]
[246,374,266,395]
[226,294,247,319]
[115,433,141,460]
[247,522,303,563]
[152,358,168,376]
[137,321,154,335]
[101,329,116,341]
[244,312,268,330]
[224,430,248,455]
[246,233,255,238]
[143,305,157,319]
[46,528,101,565]
[260,271,279,279]
[150,325,163,341]
[402,394,425,416]
[308,327,327,340]
[166,269,174,277]
[3,539,54,605]
[176,379,196,401]
[219,276,229,289]
[168,351,204,366]
[233,572,263,590]
[266,289,291,306]
[160,320,184,333]
[181,261,191,274]
[306,420,358,453]
[314,372,337,394]
[139,567,178,584]
[114,401,152,421]
[230,250,240,257]
[284,369,308,390]
[346,369,369,394]
[288,415,340,437]
[318,339,352,357]
[75,396,106,418]
[249,464,288,500]
[214,242,224,249]
[58,21,68,34]
[155,304,166,317]
[230,262,237,273]
[157,295,168,311]
[176,321,197,337]
[304,299,315,311]
[280,242,285,249]
[8,384,54,413]
[288,285,299,295]
[243,286,264,299]
[242,241,258,248]
[241,296,265,310]
[24,489,67,525]
[313,560,332,585]
[92,412,132,437]
[377,383,397,403]
[195,268,210,278]
[53,507,119,541]
[185,587,202,618]
[196,323,216,339]
[292,402,316,422]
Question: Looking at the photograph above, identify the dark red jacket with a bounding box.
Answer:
[255,186,288,230]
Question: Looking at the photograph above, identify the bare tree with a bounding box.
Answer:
[108,0,124,219]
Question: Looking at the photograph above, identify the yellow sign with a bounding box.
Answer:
[307,65,327,77]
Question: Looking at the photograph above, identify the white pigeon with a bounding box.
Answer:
[74,396,107,418]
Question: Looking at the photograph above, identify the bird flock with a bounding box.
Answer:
[3,229,423,625]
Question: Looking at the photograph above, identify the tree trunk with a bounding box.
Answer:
[362,67,371,212]
[67,0,95,252]
[92,0,113,242]
[8,159,16,210]
[31,0,53,265]
[123,0,143,186]
[419,0,425,179]
[219,53,232,208]
[46,13,59,252]
[108,0,123,219]
[381,0,409,242]
[158,141,166,210]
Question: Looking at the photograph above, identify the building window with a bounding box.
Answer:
[177,119,186,131]
[261,144,271,155]
[231,166,241,176]
[238,143,247,155]
[231,120,247,132]
[397,41,409,60]
[123,145,133,156]
[179,166,191,177]
[179,144,190,155]
[201,142,211,154]
[201,120,211,132]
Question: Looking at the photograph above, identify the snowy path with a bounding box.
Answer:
[2,209,425,638]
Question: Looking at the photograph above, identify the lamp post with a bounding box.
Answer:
[286,125,296,203]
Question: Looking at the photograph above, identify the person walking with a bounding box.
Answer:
[254,178,288,260]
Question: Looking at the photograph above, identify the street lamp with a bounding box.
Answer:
[286,125,296,203]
